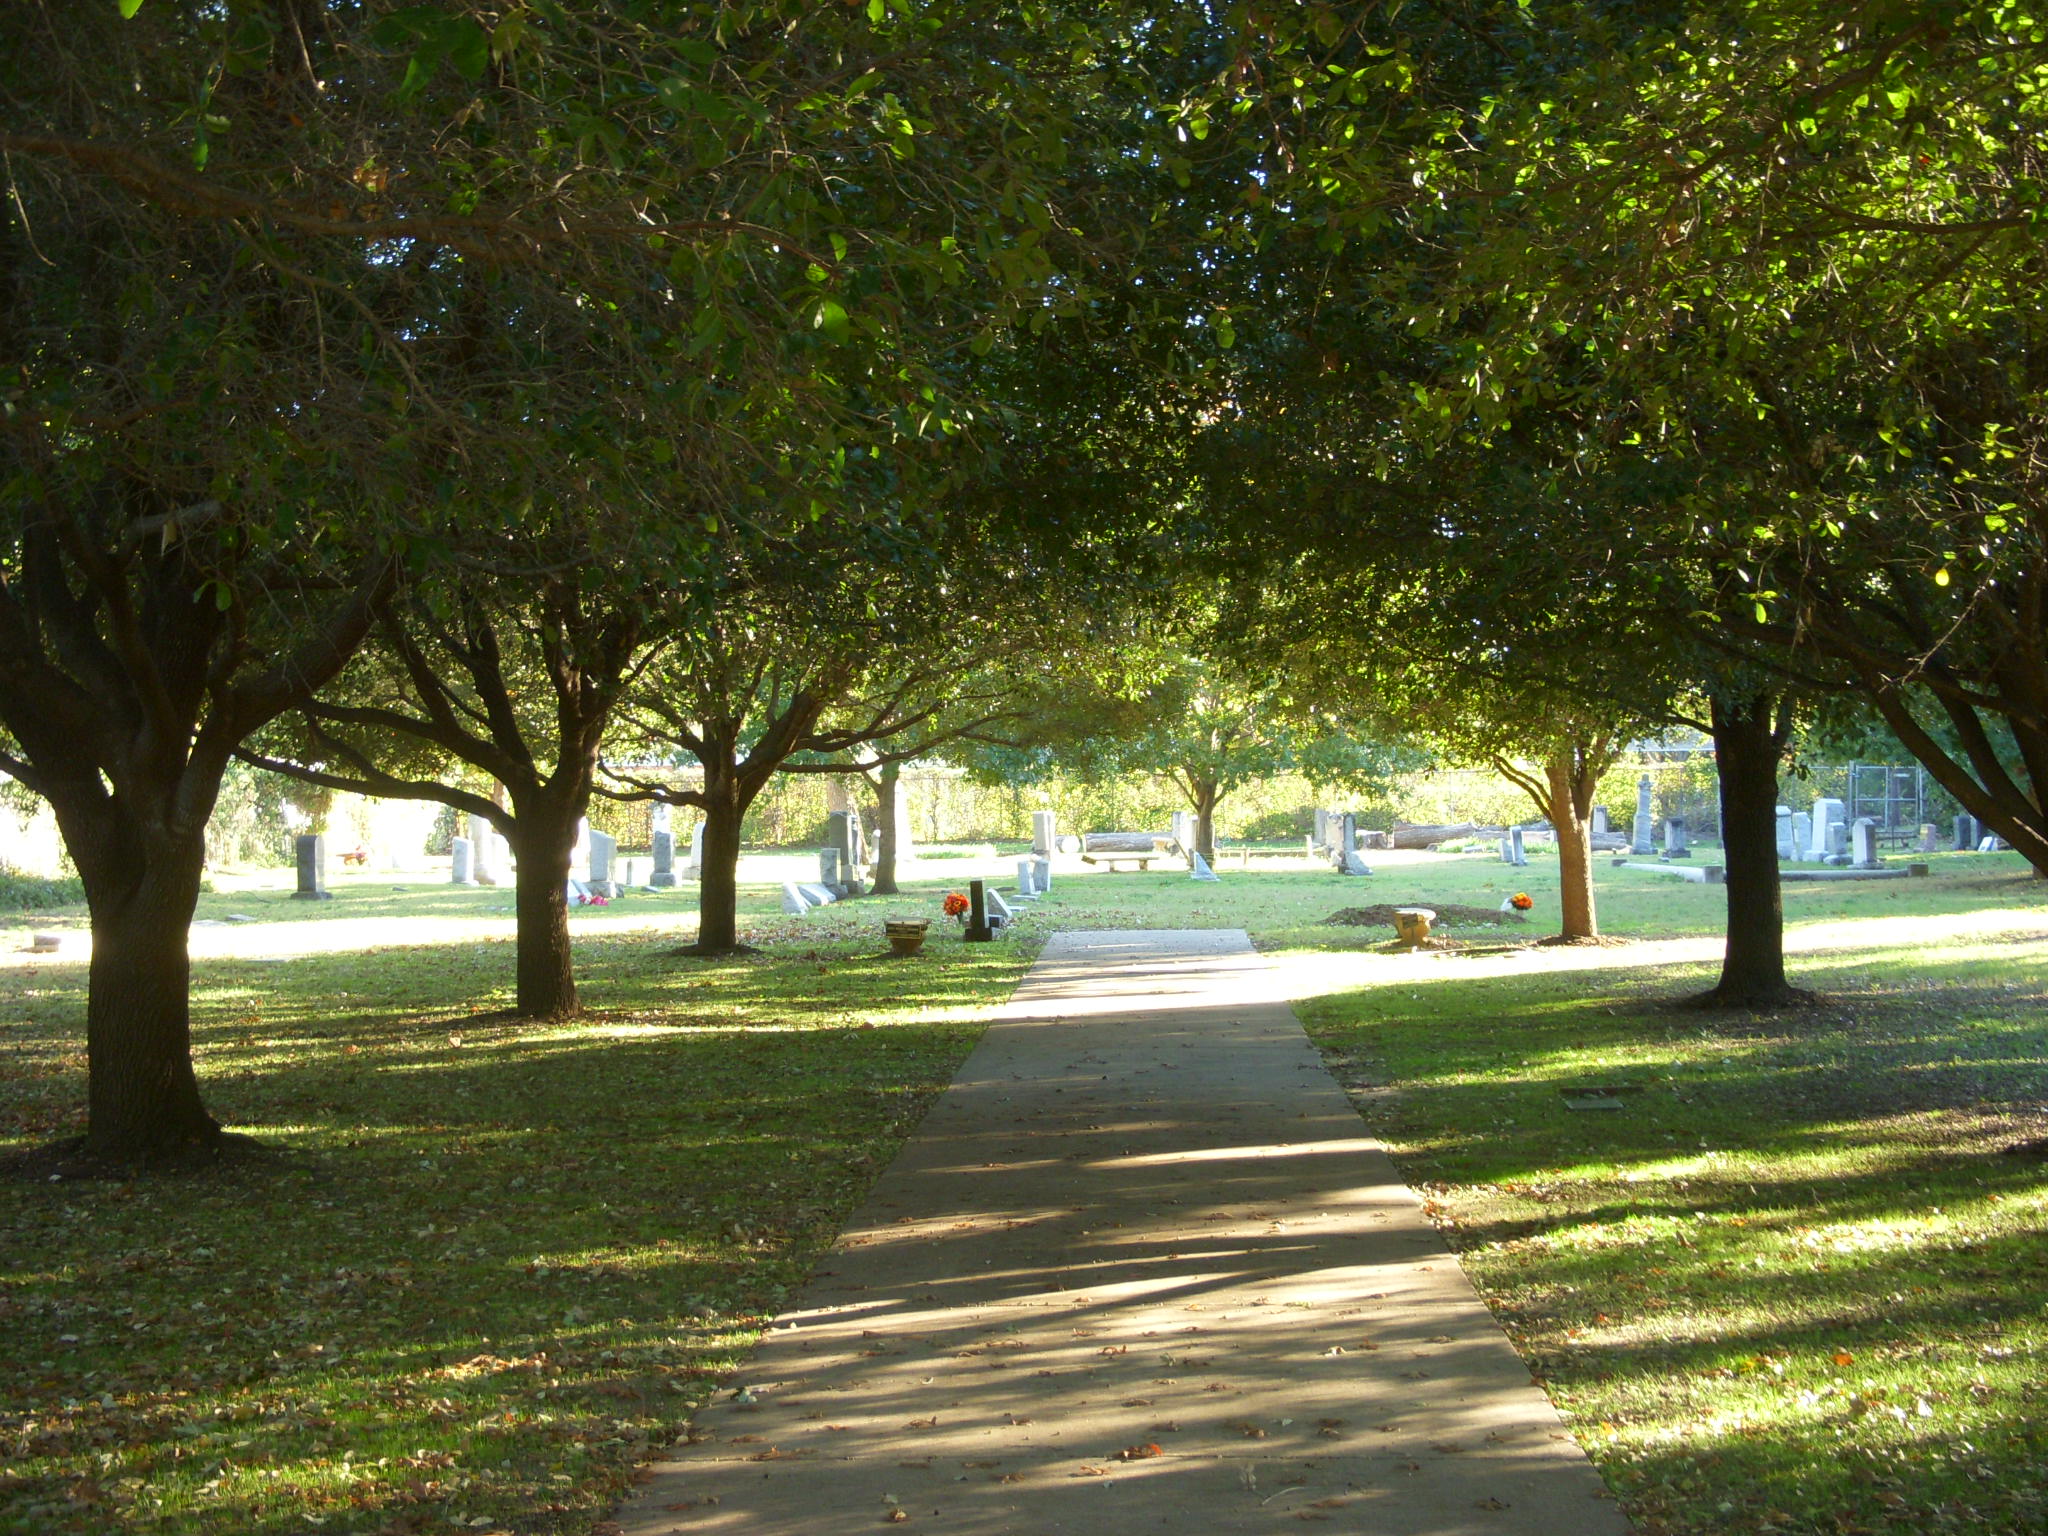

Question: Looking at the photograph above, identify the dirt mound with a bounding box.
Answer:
[1323,903,1529,928]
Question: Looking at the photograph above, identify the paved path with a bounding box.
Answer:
[617,931,1632,1536]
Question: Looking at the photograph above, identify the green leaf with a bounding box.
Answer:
[867,0,885,21]
[117,0,145,16]
[813,297,851,343]
[442,18,489,81]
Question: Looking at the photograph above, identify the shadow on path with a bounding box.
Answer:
[616,930,1633,1536]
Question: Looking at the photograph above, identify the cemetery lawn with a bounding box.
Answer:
[0,844,2043,1535]
[1284,863,2048,1536]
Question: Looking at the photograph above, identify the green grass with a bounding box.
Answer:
[2,843,2044,1535]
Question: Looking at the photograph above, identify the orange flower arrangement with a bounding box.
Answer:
[942,891,971,918]
[1510,892,1534,910]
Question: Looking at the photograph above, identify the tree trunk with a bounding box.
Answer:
[1545,755,1599,941]
[509,807,579,1020]
[1192,777,1221,864]
[78,824,221,1161]
[687,765,752,955]
[1704,689,1803,1006]
[870,761,901,896]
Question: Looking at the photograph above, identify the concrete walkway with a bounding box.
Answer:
[617,931,1632,1536]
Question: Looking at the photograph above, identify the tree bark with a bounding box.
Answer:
[1545,754,1599,941]
[508,804,579,1020]
[1191,776,1221,864]
[682,756,761,956]
[1703,689,1804,1006]
[76,817,221,1160]
[870,761,902,896]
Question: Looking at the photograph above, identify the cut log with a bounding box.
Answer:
[1083,832,1167,854]
[1388,821,1480,850]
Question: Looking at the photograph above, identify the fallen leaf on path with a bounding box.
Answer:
[1117,1443,1163,1460]
[1475,1497,1510,1510]
[902,1417,938,1430]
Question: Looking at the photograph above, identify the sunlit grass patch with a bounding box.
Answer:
[1298,904,2048,1536]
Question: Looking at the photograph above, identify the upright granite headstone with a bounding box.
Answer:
[684,821,705,879]
[1826,821,1850,859]
[293,834,332,900]
[965,878,992,943]
[1632,775,1655,854]
[1032,810,1057,858]
[1788,813,1809,862]
[1918,823,1939,853]
[1808,798,1846,860]
[1015,858,1038,898]
[1776,806,1796,861]
[1313,808,1331,851]
[1591,806,1610,837]
[450,835,476,886]
[819,846,844,895]
[1032,856,1051,893]
[1954,814,1974,852]
[1338,812,1358,869]
[469,813,504,886]
[650,829,677,888]
[1499,836,1516,865]
[826,810,864,895]
[587,829,619,898]
[1851,817,1880,869]
[1665,817,1690,858]
[1509,827,1528,866]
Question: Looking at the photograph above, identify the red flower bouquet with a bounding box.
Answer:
[1510,892,1534,911]
[942,891,971,918]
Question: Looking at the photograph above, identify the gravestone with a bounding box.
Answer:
[1953,814,1974,852]
[1851,817,1880,869]
[650,829,677,888]
[798,882,837,907]
[1339,812,1372,875]
[1918,823,1939,853]
[1509,827,1528,866]
[587,830,619,898]
[1591,806,1609,837]
[469,813,505,886]
[1808,798,1847,860]
[964,878,993,943]
[1632,775,1655,854]
[450,836,476,886]
[651,803,672,837]
[1498,836,1515,865]
[1191,852,1221,882]
[781,882,812,915]
[1032,857,1051,893]
[1665,817,1690,858]
[1015,858,1038,898]
[985,887,1015,923]
[1775,806,1796,861]
[1032,811,1057,857]
[826,811,865,895]
[1171,810,1195,854]
[293,834,332,900]
[683,822,705,879]
[1788,813,1809,862]
[573,818,590,872]
[1313,808,1331,851]
[1825,821,1850,861]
